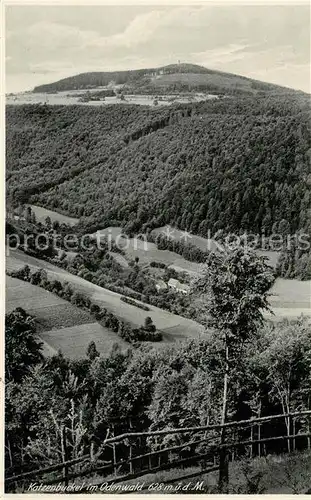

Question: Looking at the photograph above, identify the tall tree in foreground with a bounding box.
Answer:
[193,247,274,492]
[259,319,311,452]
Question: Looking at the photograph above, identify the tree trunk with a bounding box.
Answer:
[129,418,133,474]
[293,418,296,452]
[250,425,253,459]
[7,440,13,468]
[285,402,291,453]
[307,395,311,450]
[258,400,262,458]
[112,424,117,477]
[218,341,229,493]
[61,427,69,486]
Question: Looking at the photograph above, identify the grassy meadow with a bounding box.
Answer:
[6,275,127,358]
[29,204,79,226]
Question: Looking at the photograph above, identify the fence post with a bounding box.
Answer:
[129,418,133,475]
[218,343,229,493]
[258,401,262,458]
[155,437,161,467]
[287,414,291,453]
[112,424,117,477]
[218,444,229,493]
[249,425,253,459]
[61,427,69,486]
[218,425,229,493]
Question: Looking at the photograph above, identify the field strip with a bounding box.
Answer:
[29,205,79,226]
[6,275,93,327]
[6,275,126,355]
[38,336,58,357]
[7,301,63,311]
[40,322,128,358]
[264,308,311,320]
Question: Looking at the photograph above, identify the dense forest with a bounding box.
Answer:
[6,92,311,241]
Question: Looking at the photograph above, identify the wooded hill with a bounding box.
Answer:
[32,63,298,95]
[6,91,310,239]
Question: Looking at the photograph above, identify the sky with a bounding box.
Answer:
[5,4,311,93]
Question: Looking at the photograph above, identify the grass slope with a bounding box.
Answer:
[6,276,92,332]
[6,275,129,358]
[6,275,130,357]
[93,450,311,494]
[40,322,127,359]
[6,275,124,358]
[96,226,202,273]
[152,226,281,268]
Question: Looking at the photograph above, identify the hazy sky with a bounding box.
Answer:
[5,4,310,93]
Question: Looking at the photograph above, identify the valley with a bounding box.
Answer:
[5,57,311,493]
[6,249,206,342]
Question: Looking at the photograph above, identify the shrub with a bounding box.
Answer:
[7,266,162,345]
[120,296,150,311]
[150,261,167,269]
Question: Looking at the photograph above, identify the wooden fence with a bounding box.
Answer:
[6,409,311,492]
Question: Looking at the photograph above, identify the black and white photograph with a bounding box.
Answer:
[3,1,311,495]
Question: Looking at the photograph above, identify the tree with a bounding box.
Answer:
[90,303,101,317]
[5,308,43,382]
[45,216,52,231]
[87,341,100,361]
[29,268,47,286]
[71,291,90,309]
[30,211,37,225]
[52,220,60,232]
[193,247,274,491]
[259,320,311,451]
[10,264,31,281]
[144,316,156,333]
[148,367,189,447]
[25,206,32,223]
[25,398,93,471]
[50,279,63,294]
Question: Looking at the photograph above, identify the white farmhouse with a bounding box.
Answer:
[168,278,190,295]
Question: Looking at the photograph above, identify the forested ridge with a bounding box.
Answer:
[6,92,311,238]
[32,63,292,95]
